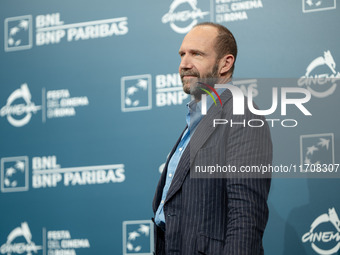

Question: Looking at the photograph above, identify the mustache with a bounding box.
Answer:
[180,70,200,78]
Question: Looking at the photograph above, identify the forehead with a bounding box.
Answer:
[179,26,218,52]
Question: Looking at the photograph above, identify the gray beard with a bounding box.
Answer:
[181,64,220,100]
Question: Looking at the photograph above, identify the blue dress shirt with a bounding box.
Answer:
[155,87,226,229]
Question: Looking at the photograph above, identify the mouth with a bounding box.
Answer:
[181,71,199,78]
[181,75,198,80]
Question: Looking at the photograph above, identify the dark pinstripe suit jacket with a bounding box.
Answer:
[152,88,272,255]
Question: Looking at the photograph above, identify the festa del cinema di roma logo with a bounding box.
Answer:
[298,50,340,98]
[0,83,90,127]
[162,0,210,34]
[0,83,41,127]
[0,222,42,255]
[0,222,91,255]
[302,208,340,255]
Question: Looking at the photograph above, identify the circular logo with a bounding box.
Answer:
[298,50,340,98]
[302,208,340,255]
[162,0,209,34]
[0,222,42,255]
[0,84,41,127]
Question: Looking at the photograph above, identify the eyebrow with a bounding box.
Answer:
[178,49,205,55]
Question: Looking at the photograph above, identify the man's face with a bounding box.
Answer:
[178,26,220,94]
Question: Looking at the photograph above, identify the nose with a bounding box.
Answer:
[179,54,193,71]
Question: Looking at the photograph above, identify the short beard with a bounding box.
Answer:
[180,63,220,100]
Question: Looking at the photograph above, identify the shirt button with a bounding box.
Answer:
[179,147,183,151]
[169,173,172,178]
[161,200,164,204]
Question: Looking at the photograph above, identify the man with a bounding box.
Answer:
[152,22,272,255]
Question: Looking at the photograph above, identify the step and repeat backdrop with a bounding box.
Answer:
[1,0,339,254]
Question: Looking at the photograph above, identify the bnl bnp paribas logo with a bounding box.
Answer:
[121,77,259,113]
[4,13,128,52]
[302,208,340,255]
[122,220,154,255]
[0,222,42,255]
[300,133,335,170]
[4,15,33,52]
[1,155,125,193]
[121,75,152,112]
[1,156,29,193]
[121,74,189,112]
[303,0,336,12]
[298,50,340,98]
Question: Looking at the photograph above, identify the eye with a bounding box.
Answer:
[193,51,203,57]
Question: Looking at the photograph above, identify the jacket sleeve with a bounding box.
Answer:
[223,103,272,255]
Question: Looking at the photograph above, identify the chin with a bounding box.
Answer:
[182,83,191,94]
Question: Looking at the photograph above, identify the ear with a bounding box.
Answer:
[218,54,235,76]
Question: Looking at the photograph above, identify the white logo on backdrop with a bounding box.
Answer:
[35,13,128,46]
[303,0,336,13]
[1,155,125,191]
[4,15,33,52]
[214,0,263,23]
[300,133,335,171]
[162,0,209,34]
[122,220,154,255]
[32,155,125,189]
[0,84,41,127]
[47,230,90,254]
[302,208,340,255]
[4,13,128,51]
[45,89,89,120]
[1,156,29,193]
[0,222,42,255]
[155,73,188,107]
[121,73,189,112]
[121,75,152,112]
[298,51,340,98]
[0,84,90,127]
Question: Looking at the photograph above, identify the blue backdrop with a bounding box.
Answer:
[1,0,339,254]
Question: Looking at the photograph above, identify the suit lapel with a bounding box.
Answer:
[165,89,233,203]
[153,126,187,211]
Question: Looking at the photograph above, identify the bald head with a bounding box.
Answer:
[195,22,238,76]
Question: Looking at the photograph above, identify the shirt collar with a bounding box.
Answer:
[185,85,227,133]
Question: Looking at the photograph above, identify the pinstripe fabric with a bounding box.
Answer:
[152,89,272,255]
